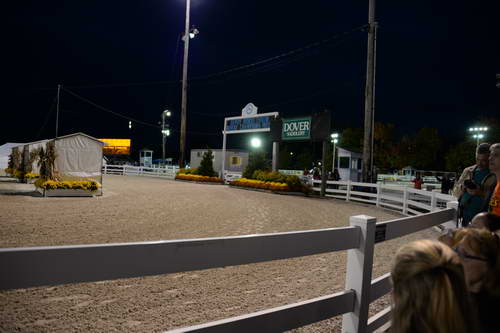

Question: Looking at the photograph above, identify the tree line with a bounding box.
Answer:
[276,117,499,174]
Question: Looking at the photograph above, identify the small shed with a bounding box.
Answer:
[336,147,363,182]
[402,166,417,178]
[190,149,249,174]
[140,149,153,167]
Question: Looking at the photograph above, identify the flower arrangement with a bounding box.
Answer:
[175,173,223,183]
[34,179,101,191]
[13,169,25,180]
[24,172,40,179]
[230,178,290,191]
[231,170,312,194]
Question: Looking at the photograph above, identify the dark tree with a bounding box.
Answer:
[243,152,270,178]
[197,150,216,177]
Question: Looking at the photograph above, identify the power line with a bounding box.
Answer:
[189,24,368,85]
[62,87,161,129]
[35,95,57,140]
[61,24,367,90]
[61,87,221,136]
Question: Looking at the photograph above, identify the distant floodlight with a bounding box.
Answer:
[129,121,132,129]
[250,137,262,148]
[333,139,338,144]
[189,28,199,39]
[164,110,172,117]
[469,128,473,131]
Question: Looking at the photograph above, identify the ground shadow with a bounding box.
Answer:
[0,190,43,197]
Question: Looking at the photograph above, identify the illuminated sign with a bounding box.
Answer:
[282,117,311,141]
[225,116,271,133]
[99,138,131,155]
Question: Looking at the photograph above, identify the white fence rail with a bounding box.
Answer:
[313,180,454,216]
[0,179,458,333]
[102,164,179,179]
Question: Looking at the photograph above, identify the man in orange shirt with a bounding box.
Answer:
[489,143,500,216]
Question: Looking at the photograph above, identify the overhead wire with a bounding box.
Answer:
[35,95,57,140]
[61,87,221,136]
[50,25,368,135]
[61,24,368,90]
[62,87,161,129]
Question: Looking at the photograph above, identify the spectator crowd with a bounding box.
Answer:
[390,142,500,333]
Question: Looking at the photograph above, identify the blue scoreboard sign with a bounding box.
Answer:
[225,115,272,133]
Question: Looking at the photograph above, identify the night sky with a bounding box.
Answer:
[3,1,499,161]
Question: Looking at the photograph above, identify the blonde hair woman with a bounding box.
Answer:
[391,240,478,333]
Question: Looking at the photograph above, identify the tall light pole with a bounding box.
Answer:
[331,133,339,172]
[362,0,377,183]
[469,126,488,147]
[55,84,61,138]
[179,0,191,168]
[162,110,172,166]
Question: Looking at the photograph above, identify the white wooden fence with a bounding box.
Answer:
[0,179,458,333]
[313,180,454,216]
[102,164,179,179]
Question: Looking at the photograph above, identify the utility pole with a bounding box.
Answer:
[162,112,166,165]
[56,84,61,138]
[179,0,191,168]
[362,0,377,183]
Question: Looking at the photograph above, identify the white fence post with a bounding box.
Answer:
[446,201,459,229]
[376,183,381,207]
[341,215,377,333]
[430,192,437,212]
[402,187,408,215]
[346,180,352,202]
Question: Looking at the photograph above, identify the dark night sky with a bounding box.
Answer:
[2,1,499,160]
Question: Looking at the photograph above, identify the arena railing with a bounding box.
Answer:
[102,164,179,179]
[312,179,455,216]
[0,200,458,333]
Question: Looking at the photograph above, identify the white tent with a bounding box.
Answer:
[52,133,105,183]
[11,133,105,193]
[0,143,24,176]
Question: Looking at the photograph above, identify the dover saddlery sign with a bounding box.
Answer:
[282,117,311,141]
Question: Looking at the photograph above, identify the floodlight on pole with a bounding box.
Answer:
[162,109,172,166]
[330,133,339,172]
[469,126,488,147]
[250,137,262,148]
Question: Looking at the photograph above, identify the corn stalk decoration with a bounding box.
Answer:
[9,148,21,171]
[37,141,58,180]
[28,148,40,173]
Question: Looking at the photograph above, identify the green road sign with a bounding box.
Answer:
[282,117,311,141]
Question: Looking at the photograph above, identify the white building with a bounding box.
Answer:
[190,149,249,175]
[336,147,363,182]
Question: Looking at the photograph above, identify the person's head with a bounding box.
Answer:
[391,240,477,333]
[489,143,500,173]
[471,212,500,232]
[476,143,491,170]
[439,228,500,296]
